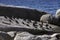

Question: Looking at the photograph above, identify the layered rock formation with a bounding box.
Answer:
[0,4,59,40]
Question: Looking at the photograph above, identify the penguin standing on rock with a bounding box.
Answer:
[40,9,60,26]
[40,14,52,23]
[40,9,60,32]
[40,14,53,30]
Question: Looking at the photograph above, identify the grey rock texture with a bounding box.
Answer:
[14,32,60,40]
[0,16,60,31]
[0,16,59,40]
[14,32,34,40]
[0,5,60,40]
[0,16,60,33]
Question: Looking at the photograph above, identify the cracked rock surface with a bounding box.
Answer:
[14,32,60,40]
[0,16,60,40]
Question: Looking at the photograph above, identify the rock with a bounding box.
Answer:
[14,31,60,40]
[0,32,12,40]
[14,32,34,40]
[7,31,16,38]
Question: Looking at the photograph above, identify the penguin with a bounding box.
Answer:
[40,14,52,23]
[55,9,60,18]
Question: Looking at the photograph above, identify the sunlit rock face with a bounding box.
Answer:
[14,32,60,40]
[0,5,60,40]
[0,16,60,40]
[14,32,34,40]
[0,16,60,33]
